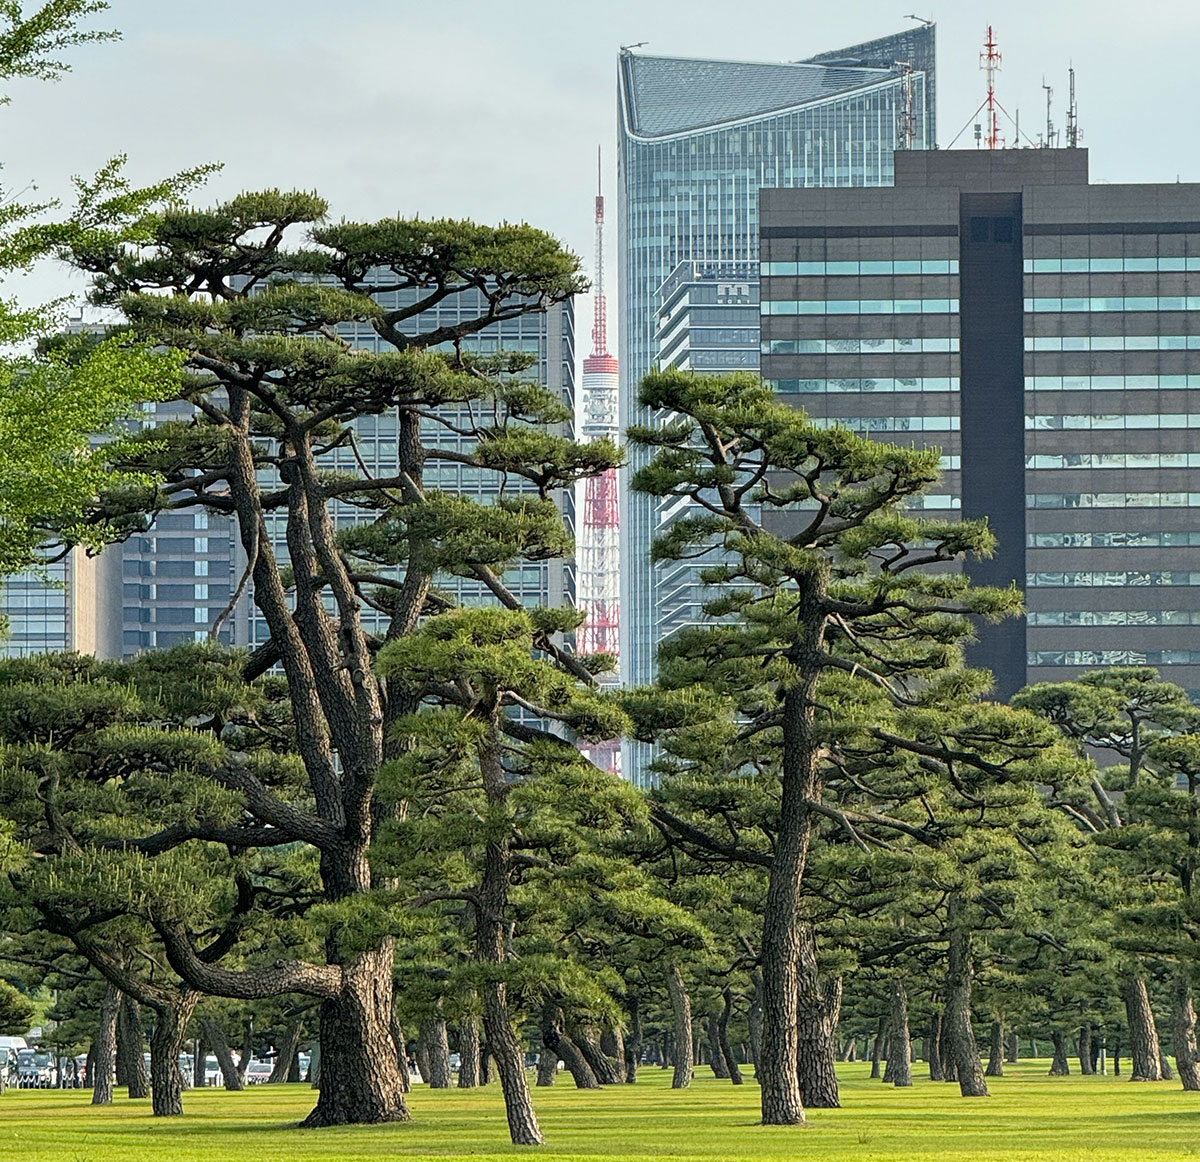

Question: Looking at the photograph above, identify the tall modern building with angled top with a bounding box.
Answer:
[617,26,936,784]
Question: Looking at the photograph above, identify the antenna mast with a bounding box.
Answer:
[895,60,916,150]
[980,26,1004,150]
[591,146,608,357]
[1042,79,1055,148]
[1066,67,1080,147]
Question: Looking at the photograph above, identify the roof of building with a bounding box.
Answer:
[620,27,935,141]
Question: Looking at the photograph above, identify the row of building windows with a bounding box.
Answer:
[813,416,960,432]
[1029,571,1200,587]
[1029,531,1200,548]
[1028,452,1200,470]
[1030,650,1200,666]
[770,377,958,394]
[1026,296,1200,313]
[1029,610,1200,626]
[761,260,958,276]
[764,299,959,316]
[764,337,959,354]
[1028,375,1200,391]
[1025,257,1200,273]
[1029,413,1200,431]
[1026,335,1200,351]
[1029,492,1200,508]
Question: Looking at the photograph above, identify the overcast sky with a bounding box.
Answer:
[6,0,1199,329]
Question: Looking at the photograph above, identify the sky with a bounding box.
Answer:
[6,0,1200,333]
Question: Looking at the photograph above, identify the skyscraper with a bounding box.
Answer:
[760,147,1200,699]
[617,28,937,784]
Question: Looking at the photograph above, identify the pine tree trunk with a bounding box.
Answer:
[985,1020,1004,1077]
[1079,1023,1095,1075]
[601,1027,626,1083]
[666,962,694,1090]
[92,984,118,1106]
[798,969,841,1106]
[748,969,763,1080]
[1172,974,1200,1090]
[536,1003,559,1087]
[414,1038,431,1086]
[888,981,913,1087]
[458,1017,482,1088]
[540,1003,598,1089]
[1049,1031,1070,1075]
[1160,1049,1176,1082]
[719,988,744,1085]
[870,1014,886,1079]
[571,1021,624,1085]
[193,1035,207,1088]
[420,1013,453,1089]
[1005,1030,1019,1063]
[475,724,543,1143]
[1122,975,1164,1081]
[149,996,196,1117]
[117,995,149,1099]
[708,1013,731,1078]
[944,904,988,1098]
[928,1012,945,1081]
[236,1019,253,1085]
[389,1011,410,1093]
[758,678,823,1125]
[301,946,411,1125]
[624,993,642,1083]
[268,1020,303,1085]
[201,1018,244,1091]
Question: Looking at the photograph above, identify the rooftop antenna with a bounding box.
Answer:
[591,146,608,359]
[981,26,1004,149]
[1042,78,1056,148]
[1066,66,1081,147]
[905,14,934,26]
[620,41,648,52]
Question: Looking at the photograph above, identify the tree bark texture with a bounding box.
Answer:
[758,667,824,1126]
[1122,975,1164,1081]
[944,904,988,1097]
[193,1035,207,1088]
[91,984,118,1106]
[707,1013,730,1079]
[1079,1023,1095,1075]
[1160,1049,1177,1082]
[797,966,841,1107]
[870,1015,886,1080]
[624,992,642,1083]
[420,1013,453,1089]
[149,996,197,1117]
[1049,1031,1070,1076]
[928,1013,945,1081]
[268,1020,303,1085]
[541,1003,598,1089]
[1005,1031,1019,1064]
[117,995,149,1099]
[476,727,544,1144]
[719,989,744,1085]
[572,1021,624,1085]
[301,947,410,1125]
[458,1016,482,1088]
[1173,974,1200,1091]
[985,1020,1004,1077]
[887,981,913,1087]
[201,1018,244,1091]
[666,962,694,1090]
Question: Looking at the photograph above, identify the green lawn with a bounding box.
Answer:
[3,1063,1200,1162]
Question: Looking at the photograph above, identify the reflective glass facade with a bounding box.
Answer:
[618,29,936,785]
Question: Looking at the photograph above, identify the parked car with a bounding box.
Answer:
[16,1048,53,1088]
[244,1059,273,1085]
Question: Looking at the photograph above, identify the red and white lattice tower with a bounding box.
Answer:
[981,26,1004,150]
[577,148,621,776]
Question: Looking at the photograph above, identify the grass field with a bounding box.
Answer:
[3,1062,1200,1162]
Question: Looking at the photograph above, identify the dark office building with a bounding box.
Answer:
[761,149,1200,699]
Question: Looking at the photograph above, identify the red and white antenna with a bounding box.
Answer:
[981,26,1003,150]
[577,147,621,776]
